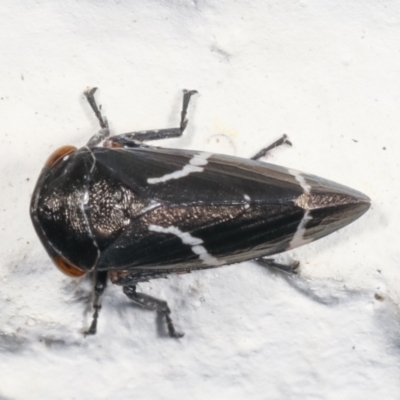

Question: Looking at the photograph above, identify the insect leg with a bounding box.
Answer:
[84,87,110,146]
[105,89,198,147]
[255,257,300,274]
[85,270,108,335]
[251,134,292,160]
[179,89,198,132]
[84,87,108,129]
[123,285,184,338]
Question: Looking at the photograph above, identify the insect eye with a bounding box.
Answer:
[45,145,77,168]
[53,256,86,277]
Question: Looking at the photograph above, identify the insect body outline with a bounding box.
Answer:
[30,88,370,338]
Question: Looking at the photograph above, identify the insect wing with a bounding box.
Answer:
[92,147,307,271]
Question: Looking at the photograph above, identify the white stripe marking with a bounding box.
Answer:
[288,169,313,249]
[147,152,212,184]
[288,168,312,194]
[289,210,313,250]
[148,224,224,266]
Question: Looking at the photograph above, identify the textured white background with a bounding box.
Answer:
[0,1,399,399]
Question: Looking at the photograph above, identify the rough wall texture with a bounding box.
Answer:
[0,1,399,399]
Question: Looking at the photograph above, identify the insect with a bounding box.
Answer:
[30,88,370,338]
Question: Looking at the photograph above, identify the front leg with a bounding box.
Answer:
[123,285,184,338]
[85,270,109,335]
[106,89,198,148]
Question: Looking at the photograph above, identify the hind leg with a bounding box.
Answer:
[251,134,292,160]
[123,285,184,339]
[255,257,300,274]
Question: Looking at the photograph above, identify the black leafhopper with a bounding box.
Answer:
[30,88,370,337]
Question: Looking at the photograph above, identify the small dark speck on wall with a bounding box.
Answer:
[374,293,384,301]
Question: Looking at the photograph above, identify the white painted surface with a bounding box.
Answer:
[0,1,399,399]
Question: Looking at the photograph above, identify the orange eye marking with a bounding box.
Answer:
[45,145,77,168]
[53,256,86,277]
